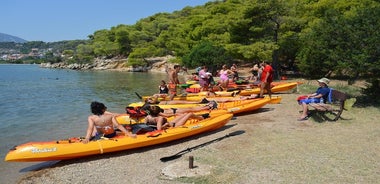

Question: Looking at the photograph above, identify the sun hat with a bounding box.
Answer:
[317,77,330,84]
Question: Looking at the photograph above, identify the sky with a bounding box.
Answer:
[1,0,211,42]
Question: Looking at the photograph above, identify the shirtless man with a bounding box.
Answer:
[168,65,181,100]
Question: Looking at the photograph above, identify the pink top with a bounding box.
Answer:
[219,70,229,81]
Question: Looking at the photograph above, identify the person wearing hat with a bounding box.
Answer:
[297,77,331,121]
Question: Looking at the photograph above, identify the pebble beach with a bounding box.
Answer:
[11,72,380,184]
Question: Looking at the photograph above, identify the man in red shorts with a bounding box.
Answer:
[168,65,181,100]
[259,61,274,98]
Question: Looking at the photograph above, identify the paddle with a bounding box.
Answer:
[135,92,143,100]
[160,130,245,162]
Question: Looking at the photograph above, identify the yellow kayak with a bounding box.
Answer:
[141,91,236,101]
[142,82,298,101]
[5,113,233,162]
[267,95,282,104]
[186,80,198,85]
[129,98,271,115]
[218,98,271,114]
[239,82,299,96]
[141,94,281,105]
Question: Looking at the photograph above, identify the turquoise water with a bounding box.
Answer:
[0,64,171,183]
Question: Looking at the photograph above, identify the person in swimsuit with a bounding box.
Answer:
[150,80,170,99]
[219,64,233,90]
[230,63,239,81]
[141,100,218,117]
[83,101,136,144]
[249,63,260,81]
[168,65,181,100]
[145,95,210,105]
[144,105,209,130]
[204,86,240,97]
[159,80,169,94]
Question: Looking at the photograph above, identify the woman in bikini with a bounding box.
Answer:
[146,95,210,105]
[83,101,136,144]
[144,105,210,130]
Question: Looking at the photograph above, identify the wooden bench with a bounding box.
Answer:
[308,89,348,121]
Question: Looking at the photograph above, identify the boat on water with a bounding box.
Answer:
[5,113,233,162]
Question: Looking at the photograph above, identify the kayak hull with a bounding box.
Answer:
[5,113,233,162]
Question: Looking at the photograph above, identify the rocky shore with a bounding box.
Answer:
[40,56,177,72]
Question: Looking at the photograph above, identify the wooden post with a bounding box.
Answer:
[189,156,194,169]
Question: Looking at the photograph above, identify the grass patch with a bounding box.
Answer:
[182,116,379,183]
[170,84,380,183]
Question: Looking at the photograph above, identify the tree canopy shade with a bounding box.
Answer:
[297,0,380,81]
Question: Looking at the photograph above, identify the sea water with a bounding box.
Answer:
[0,64,172,183]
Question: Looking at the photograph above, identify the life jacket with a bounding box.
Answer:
[186,88,201,93]
[125,106,148,118]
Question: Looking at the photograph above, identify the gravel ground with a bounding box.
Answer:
[17,92,299,184]
[17,80,380,184]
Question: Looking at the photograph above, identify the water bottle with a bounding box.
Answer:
[320,98,324,104]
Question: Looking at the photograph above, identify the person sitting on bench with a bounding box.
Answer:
[297,78,331,121]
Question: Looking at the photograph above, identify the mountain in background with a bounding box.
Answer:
[0,33,27,43]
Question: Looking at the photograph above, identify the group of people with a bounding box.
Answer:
[82,64,211,144]
[82,62,329,143]
[83,100,213,144]
[196,64,240,92]
[194,62,274,100]
[155,62,276,102]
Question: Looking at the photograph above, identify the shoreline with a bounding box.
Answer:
[16,90,380,183]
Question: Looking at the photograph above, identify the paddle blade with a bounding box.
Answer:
[160,154,182,162]
[227,130,245,137]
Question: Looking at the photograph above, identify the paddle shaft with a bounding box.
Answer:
[160,130,244,162]
[135,92,143,100]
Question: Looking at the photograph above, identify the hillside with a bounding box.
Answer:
[0,32,27,43]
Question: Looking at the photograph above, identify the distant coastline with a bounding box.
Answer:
[39,56,176,73]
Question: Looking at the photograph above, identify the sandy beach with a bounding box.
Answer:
[16,85,380,183]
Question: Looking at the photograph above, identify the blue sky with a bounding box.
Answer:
[1,0,211,42]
